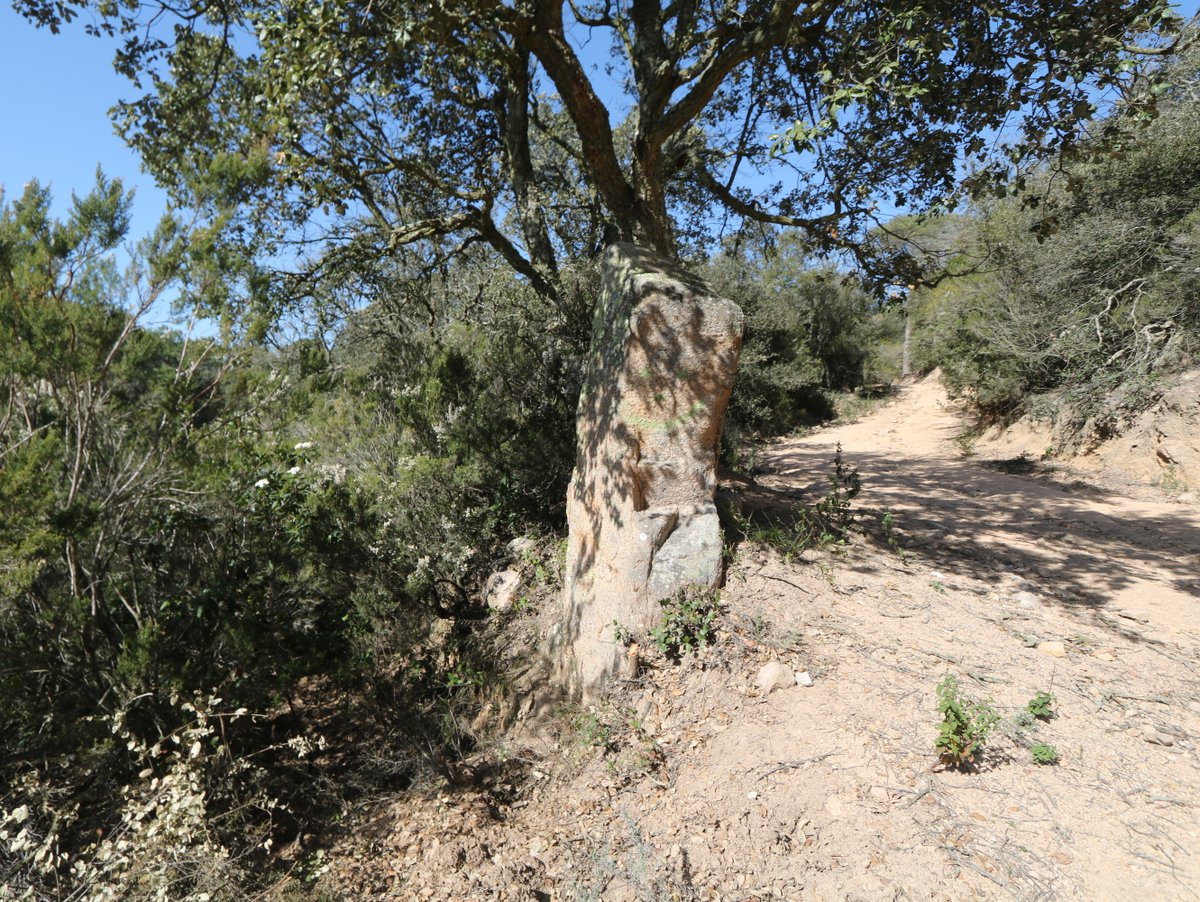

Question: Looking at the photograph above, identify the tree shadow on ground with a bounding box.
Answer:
[733,440,1200,644]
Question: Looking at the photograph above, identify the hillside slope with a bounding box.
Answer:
[315,373,1200,901]
[971,368,1200,500]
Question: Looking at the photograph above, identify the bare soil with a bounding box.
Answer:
[314,373,1200,901]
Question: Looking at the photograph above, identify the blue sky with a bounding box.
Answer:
[1,4,168,239]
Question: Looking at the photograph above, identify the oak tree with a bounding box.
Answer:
[18,0,1184,310]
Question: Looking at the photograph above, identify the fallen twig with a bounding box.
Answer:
[760,573,814,594]
[752,751,839,781]
[898,780,934,809]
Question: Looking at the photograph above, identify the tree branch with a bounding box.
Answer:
[510,0,637,237]
[693,164,862,235]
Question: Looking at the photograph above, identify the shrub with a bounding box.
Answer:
[1030,742,1060,765]
[914,46,1200,433]
[651,586,721,657]
[705,233,877,449]
[934,674,1000,768]
[1026,691,1056,721]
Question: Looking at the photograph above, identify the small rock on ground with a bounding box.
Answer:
[756,660,794,694]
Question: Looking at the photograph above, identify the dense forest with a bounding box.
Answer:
[2,3,1198,900]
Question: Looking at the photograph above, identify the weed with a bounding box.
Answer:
[930,579,947,594]
[934,673,1000,768]
[734,512,811,561]
[817,443,862,527]
[973,687,1061,767]
[1026,691,1056,721]
[732,445,862,560]
[880,508,907,560]
[569,705,663,785]
[1153,465,1188,494]
[1030,742,1059,765]
[611,620,633,646]
[747,614,770,641]
[651,586,720,657]
[573,708,616,752]
[954,428,979,457]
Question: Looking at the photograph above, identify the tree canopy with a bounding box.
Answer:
[17,0,1185,314]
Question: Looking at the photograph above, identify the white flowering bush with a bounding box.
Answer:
[0,695,282,902]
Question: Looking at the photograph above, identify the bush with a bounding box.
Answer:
[1030,742,1060,765]
[915,46,1200,433]
[934,673,1000,768]
[0,186,578,898]
[651,586,721,657]
[705,233,878,447]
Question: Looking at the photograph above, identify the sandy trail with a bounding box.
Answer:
[769,375,1200,638]
[728,374,1200,899]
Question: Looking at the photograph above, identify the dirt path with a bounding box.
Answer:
[319,375,1200,901]
[772,374,1200,638]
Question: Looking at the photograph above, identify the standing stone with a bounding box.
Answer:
[555,243,743,698]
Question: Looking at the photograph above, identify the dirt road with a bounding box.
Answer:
[772,374,1200,640]
[730,373,1200,899]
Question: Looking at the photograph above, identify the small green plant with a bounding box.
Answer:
[611,621,633,645]
[1026,691,1056,721]
[732,446,862,560]
[651,585,720,657]
[880,508,907,560]
[1153,465,1187,494]
[568,706,663,783]
[934,673,1000,768]
[1030,742,1059,765]
[954,428,979,457]
[813,443,861,530]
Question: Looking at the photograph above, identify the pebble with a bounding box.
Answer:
[756,660,794,694]
[1013,590,1041,608]
[795,670,815,687]
[1143,725,1175,746]
[1038,640,1067,657]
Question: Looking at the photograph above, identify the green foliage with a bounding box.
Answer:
[934,674,1000,768]
[0,181,560,898]
[651,586,721,658]
[707,236,878,446]
[817,444,862,525]
[733,444,862,559]
[1030,742,1060,765]
[16,0,1180,326]
[879,508,907,560]
[1027,691,1057,721]
[0,694,274,900]
[916,45,1200,436]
